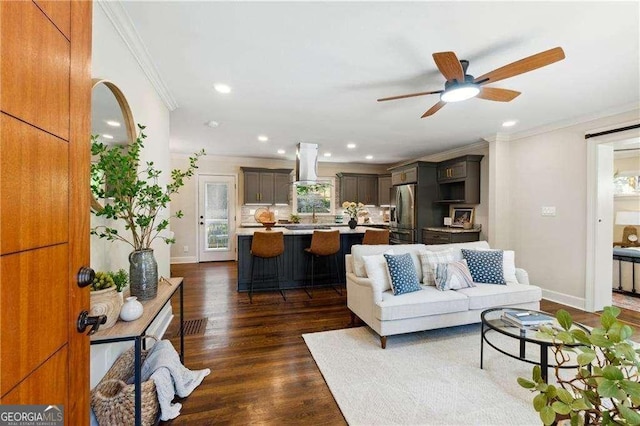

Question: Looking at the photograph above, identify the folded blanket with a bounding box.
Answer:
[135,339,210,421]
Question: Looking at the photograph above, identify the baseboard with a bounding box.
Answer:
[542,289,586,311]
[171,256,197,264]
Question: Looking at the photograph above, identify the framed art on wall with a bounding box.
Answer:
[450,206,474,228]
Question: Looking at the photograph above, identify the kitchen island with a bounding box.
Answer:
[237,226,368,292]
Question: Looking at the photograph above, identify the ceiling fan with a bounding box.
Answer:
[377,47,565,118]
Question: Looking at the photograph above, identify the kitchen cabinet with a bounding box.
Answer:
[337,173,378,206]
[435,155,483,204]
[241,167,292,205]
[378,174,392,206]
[391,166,418,185]
[422,228,480,245]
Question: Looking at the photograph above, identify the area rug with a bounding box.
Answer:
[303,324,547,425]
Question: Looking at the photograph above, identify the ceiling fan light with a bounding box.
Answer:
[441,85,480,103]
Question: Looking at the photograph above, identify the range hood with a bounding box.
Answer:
[295,142,319,184]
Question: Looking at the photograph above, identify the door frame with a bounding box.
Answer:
[197,173,238,262]
[585,121,640,311]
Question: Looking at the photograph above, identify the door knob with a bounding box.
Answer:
[77,310,106,335]
[77,266,95,288]
[200,222,204,225]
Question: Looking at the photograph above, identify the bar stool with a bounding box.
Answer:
[362,229,390,245]
[304,230,342,298]
[250,231,286,303]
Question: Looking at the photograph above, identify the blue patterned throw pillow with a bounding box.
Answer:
[461,249,506,285]
[384,253,422,295]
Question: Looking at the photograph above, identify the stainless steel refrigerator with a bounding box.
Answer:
[389,184,418,244]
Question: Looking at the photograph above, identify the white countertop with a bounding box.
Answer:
[236,226,371,236]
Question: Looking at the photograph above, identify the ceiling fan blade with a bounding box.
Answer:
[474,47,565,85]
[421,101,446,118]
[476,87,521,102]
[377,90,443,102]
[432,51,465,82]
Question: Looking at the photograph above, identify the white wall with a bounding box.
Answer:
[169,154,389,261]
[506,109,640,308]
[90,4,173,390]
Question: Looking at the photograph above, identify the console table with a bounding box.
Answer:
[91,277,184,426]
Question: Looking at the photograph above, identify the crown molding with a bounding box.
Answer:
[502,102,640,142]
[97,0,178,111]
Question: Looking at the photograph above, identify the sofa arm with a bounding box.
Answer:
[515,268,530,285]
[346,272,383,304]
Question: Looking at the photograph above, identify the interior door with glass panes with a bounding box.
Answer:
[198,175,237,262]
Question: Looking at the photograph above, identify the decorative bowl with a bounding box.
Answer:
[261,221,276,230]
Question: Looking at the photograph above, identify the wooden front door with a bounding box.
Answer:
[0,1,92,424]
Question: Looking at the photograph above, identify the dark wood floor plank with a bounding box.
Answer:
[165,261,640,425]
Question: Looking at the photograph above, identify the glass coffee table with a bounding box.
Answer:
[481,307,590,383]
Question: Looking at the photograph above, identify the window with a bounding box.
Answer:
[293,178,335,215]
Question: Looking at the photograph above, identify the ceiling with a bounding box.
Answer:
[119,1,640,164]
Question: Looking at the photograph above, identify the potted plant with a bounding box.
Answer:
[518,306,640,425]
[342,201,365,229]
[89,271,122,329]
[91,124,203,300]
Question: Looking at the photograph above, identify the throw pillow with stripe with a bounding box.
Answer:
[419,249,454,285]
[434,259,476,291]
[461,249,506,284]
[384,253,422,296]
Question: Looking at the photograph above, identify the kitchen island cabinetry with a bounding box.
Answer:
[237,227,366,291]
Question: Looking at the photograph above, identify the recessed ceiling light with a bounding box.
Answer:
[206,120,219,128]
[102,134,114,140]
[277,149,285,155]
[347,143,357,149]
[105,120,121,127]
[214,83,231,94]
[324,152,332,157]
[502,120,518,127]
[258,135,269,142]
[365,155,373,160]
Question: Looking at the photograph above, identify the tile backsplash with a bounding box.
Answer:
[241,205,388,225]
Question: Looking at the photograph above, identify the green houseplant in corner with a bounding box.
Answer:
[91,124,204,300]
[518,306,640,426]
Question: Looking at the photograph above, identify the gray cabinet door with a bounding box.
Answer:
[259,172,275,204]
[341,175,358,203]
[378,176,392,206]
[358,176,378,206]
[244,171,261,204]
[274,172,291,205]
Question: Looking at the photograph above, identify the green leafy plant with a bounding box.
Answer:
[91,124,204,251]
[108,269,129,292]
[518,307,640,425]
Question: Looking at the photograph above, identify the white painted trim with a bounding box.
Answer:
[197,174,238,262]
[146,304,173,339]
[171,256,198,264]
[97,0,178,111]
[542,289,586,311]
[504,103,639,142]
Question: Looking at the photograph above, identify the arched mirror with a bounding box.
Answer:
[90,79,135,211]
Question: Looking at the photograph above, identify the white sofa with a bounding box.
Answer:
[346,241,542,348]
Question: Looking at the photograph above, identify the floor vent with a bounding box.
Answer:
[181,318,208,336]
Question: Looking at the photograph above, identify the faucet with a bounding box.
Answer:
[312,205,318,223]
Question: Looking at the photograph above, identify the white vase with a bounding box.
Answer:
[119,296,143,321]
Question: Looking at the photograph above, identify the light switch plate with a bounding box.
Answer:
[541,206,556,217]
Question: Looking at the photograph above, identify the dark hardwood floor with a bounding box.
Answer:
[166,261,640,425]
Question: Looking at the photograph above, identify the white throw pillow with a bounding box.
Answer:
[419,249,455,285]
[352,245,392,277]
[362,250,394,292]
[476,248,517,285]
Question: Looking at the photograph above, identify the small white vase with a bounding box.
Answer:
[119,296,143,321]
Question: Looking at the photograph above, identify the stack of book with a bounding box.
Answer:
[501,310,554,328]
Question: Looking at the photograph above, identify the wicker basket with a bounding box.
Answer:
[91,341,159,426]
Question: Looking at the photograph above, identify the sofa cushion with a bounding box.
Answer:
[456,284,542,310]
[435,259,475,291]
[476,248,518,285]
[351,244,425,278]
[363,250,394,292]
[419,249,455,285]
[461,249,506,284]
[375,286,469,321]
[384,253,422,295]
